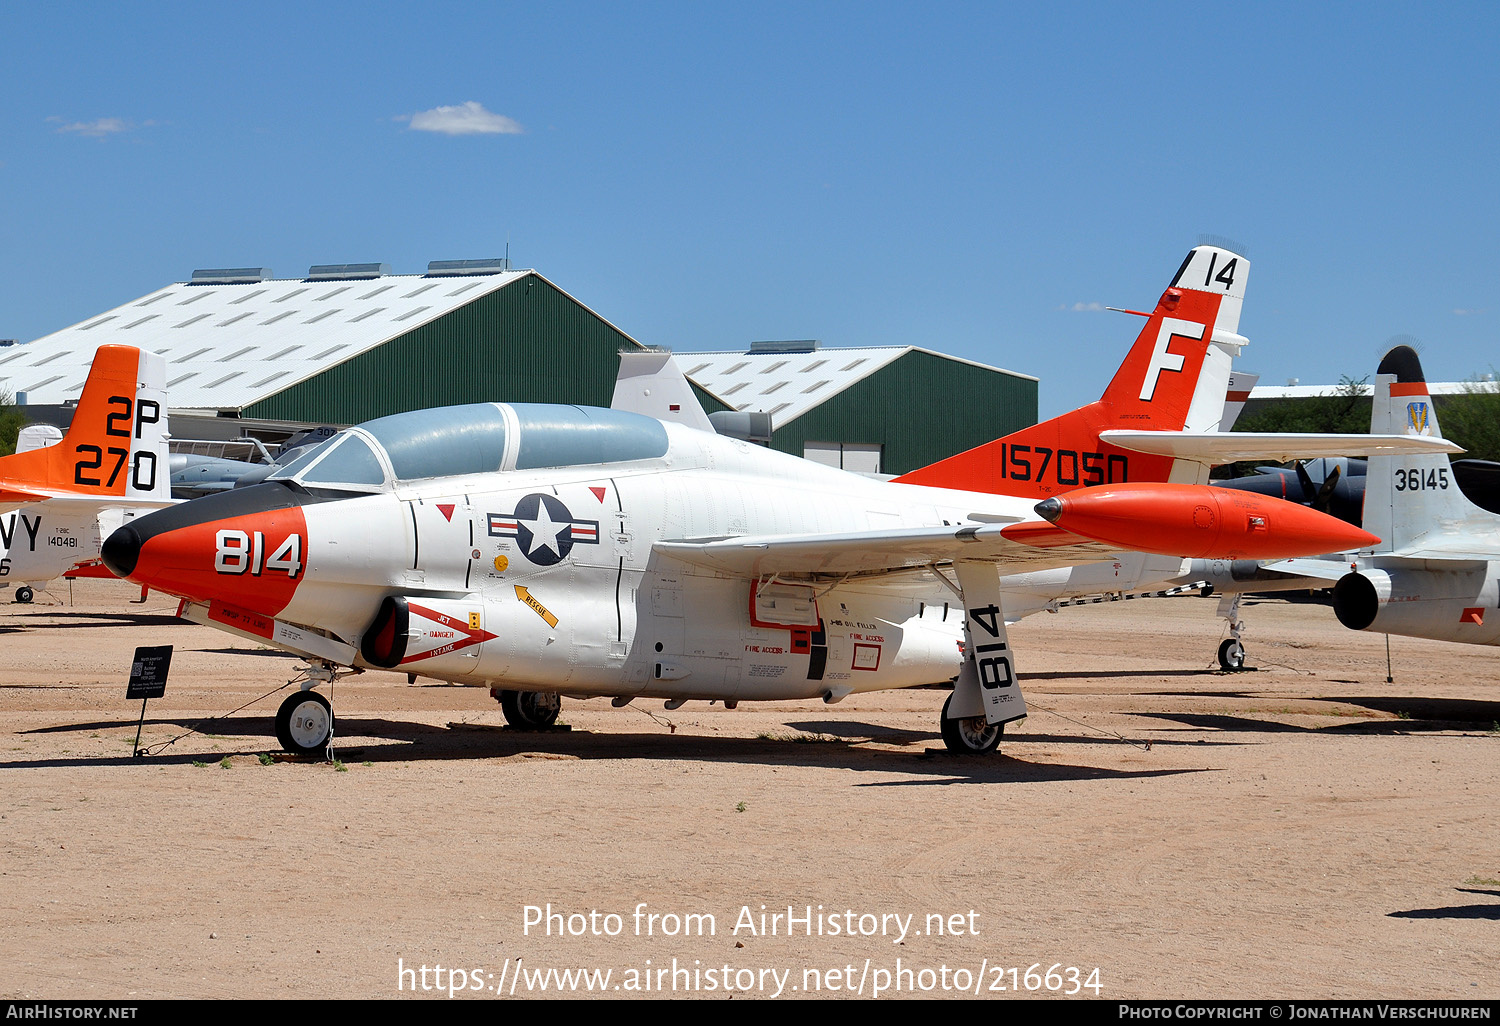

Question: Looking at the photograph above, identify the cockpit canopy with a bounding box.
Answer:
[266,402,670,493]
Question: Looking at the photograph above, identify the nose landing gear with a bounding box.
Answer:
[275,690,333,756]
[272,661,358,757]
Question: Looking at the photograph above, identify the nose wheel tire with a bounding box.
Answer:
[275,690,333,756]
[940,693,1003,755]
[14,586,34,604]
[1217,638,1246,671]
[497,689,562,729]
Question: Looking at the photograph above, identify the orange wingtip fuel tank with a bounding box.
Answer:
[1029,483,1379,560]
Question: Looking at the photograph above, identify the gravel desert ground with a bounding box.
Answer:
[2,578,1497,1000]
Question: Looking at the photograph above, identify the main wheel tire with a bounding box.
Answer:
[940,692,1003,755]
[14,586,34,604]
[498,690,562,729]
[275,690,332,756]
[1217,638,1246,671]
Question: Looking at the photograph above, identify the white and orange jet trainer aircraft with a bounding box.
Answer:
[100,246,1383,757]
[0,345,173,600]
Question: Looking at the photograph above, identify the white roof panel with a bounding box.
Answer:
[1,270,528,411]
[680,346,1034,427]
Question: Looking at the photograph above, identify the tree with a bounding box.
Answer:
[1216,375,1371,479]
[0,390,24,457]
[1232,375,1372,435]
[1434,379,1500,463]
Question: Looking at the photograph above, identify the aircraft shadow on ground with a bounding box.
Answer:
[1389,889,1500,921]
[1332,695,1500,724]
[8,713,1209,784]
[1143,695,1500,735]
[1024,669,1218,681]
[780,718,1240,750]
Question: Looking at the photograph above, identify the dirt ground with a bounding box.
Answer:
[1,578,1496,1001]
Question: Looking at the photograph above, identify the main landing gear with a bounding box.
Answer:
[1216,594,1249,671]
[940,693,1003,755]
[492,689,562,730]
[1217,638,1246,671]
[13,585,34,604]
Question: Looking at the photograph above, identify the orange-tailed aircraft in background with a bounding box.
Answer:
[1,345,173,601]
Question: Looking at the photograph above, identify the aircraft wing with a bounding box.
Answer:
[656,483,1379,580]
[654,522,1117,579]
[2,493,176,512]
[1100,430,1463,463]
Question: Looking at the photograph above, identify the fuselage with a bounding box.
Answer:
[103,403,1190,703]
[1,505,150,590]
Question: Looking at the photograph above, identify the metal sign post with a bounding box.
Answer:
[126,645,172,757]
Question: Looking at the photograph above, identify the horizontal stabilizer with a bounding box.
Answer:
[1258,557,1357,581]
[0,486,51,509]
[1100,430,1463,463]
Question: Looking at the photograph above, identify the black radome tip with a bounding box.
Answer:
[1377,345,1425,384]
[100,525,142,579]
[1035,497,1063,523]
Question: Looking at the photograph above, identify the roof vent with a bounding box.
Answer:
[749,339,819,354]
[307,263,390,281]
[426,258,511,276]
[191,268,271,285]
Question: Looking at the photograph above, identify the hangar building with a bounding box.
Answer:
[1,261,1037,474]
[680,341,1036,475]
[0,261,703,441]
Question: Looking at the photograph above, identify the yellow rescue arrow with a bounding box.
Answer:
[514,586,559,628]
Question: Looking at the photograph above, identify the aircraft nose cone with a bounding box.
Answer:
[101,524,142,579]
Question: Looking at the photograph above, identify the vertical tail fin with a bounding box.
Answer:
[895,244,1249,498]
[610,351,717,432]
[0,345,170,510]
[1361,345,1487,553]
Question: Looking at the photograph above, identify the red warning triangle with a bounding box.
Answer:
[589,486,606,503]
[437,504,455,522]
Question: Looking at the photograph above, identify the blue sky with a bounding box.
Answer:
[3,2,1496,417]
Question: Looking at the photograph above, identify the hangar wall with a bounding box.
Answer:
[767,349,1037,475]
[244,274,657,422]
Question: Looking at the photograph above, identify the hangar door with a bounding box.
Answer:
[803,441,883,474]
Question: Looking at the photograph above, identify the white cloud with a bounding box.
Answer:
[403,101,523,136]
[51,117,132,137]
[1058,301,1106,312]
[1454,307,1486,316]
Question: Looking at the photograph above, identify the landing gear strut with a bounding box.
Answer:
[494,689,562,729]
[940,692,1003,755]
[1216,594,1248,671]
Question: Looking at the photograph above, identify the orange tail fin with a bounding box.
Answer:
[894,245,1248,499]
[0,345,170,509]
